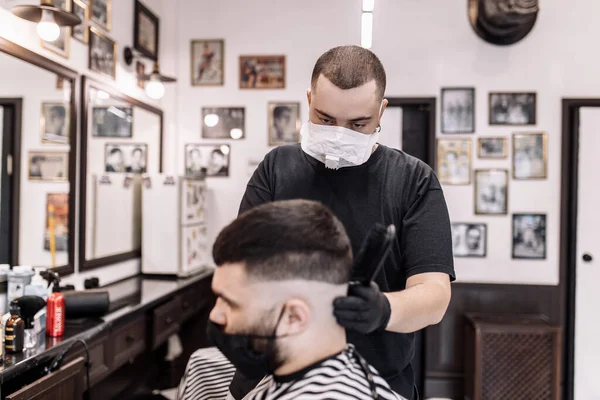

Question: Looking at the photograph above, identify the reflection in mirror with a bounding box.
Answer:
[81,80,162,270]
[0,48,73,270]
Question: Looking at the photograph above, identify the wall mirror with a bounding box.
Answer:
[0,38,77,276]
[79,76,163,271]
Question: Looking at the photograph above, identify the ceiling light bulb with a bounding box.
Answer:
[37,9,60,42]
[145,75,165,100]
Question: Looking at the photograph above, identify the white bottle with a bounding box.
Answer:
[24,267,50,300]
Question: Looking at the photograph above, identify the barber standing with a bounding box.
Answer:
[232,45,456,400]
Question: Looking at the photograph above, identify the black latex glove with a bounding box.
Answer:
[333,281,392,334]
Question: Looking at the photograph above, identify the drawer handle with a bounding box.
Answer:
[125,335,135,345]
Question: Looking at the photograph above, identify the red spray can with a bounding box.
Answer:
[45,272,64,337]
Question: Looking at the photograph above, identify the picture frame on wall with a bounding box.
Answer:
[478,136,508,159]
[44,193,69,252]
[91,0,111,31]
[441,87,475,133]
[239,55,286,89]
[268,102,300,146]
[436,138,472,185]
[134,0,159,61]
[489,92,536,125]
[28,151,69,181]
[474,169,508,215]
[136,62,146,89]
[184,144,230,177]
[71,0,90,44]
[104,143,147,174]
[190,39,225,86]
[513,132,548,179]
[451,223,487,257]
[41,0,71,58]
[89,27,117,80]
[201,107,245,139]
[92,106,133,138]
[41,102,70,144]
[512,213,546,260]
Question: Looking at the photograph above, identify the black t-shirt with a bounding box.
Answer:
[238,143,456,400]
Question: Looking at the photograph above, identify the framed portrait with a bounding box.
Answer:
[451,223,487,257]
[474,169,508,215]
[71,0,90,44]
[89,26,117,79]
[91,0,111,31]
[136,61,146,89]
[104,143,147,173]
[239,55,285,89]
[28,151,69,181]
[184,144,230,177]
[512,213,546,259]
[41,0,71,58]
[441,87,475,133]
[134,0,159,61]
[41,102,70,144]
[201,107,245,139]
[92,106,133,138]
[478,137,508,159]
[44,193,69,252]
[268,102,300,146]
[436,138,472,185]
[191,39,224,86]
[489,92,536,125]
[513,132,548,179]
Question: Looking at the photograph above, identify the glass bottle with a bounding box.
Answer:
[5,303,24,353]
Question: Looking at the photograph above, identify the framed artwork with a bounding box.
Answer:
[474,169,508,215]
[89,26,117,79]
[441,87,475,133]
[436,138,472,185]
[181,224,208,272]
[71,0,90,44]
[513,132,548,179]
[268,102,300,146]
[489,92,536,125]
[91,0,111,31]
[512,213,546,259]
[104,143,147,173]
[136,61,146,89]
[28,151,69,181]
[451,223,487,257]
[184,144,230,177]
[44,193,69,252]
[41,102,70,144]
[201,107,245,139]
[134,0,159,61]
[181,180,206,225]
[239,55,285,89]
[191,39,224,86]
[478,137,508,159]
[41,0,71,58]
[92,106,133,138]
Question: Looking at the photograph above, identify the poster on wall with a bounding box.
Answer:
[239,55,285,89]
[44,193,69,252]
[191,39,225,86]
[181,179,205,225]
[104,143,147,173]
[180,224,208,273]
[184,144,230,177]
[512,213,546,259]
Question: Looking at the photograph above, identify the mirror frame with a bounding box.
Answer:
[79,75,163,272]
[0,38,77,277]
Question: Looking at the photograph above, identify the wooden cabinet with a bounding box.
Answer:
[152,296,182,350]
[111,314,147,369]
[64,337,110,387]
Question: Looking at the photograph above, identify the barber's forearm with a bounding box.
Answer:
[383,281,451,333]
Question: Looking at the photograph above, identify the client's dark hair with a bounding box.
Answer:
[212,199,352,284]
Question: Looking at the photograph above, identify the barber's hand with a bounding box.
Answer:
[333,281,391,334]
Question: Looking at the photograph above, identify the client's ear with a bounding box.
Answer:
[279,299,310,335]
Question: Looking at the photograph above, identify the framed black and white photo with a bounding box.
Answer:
[89,27,116,79]
[104,143,147,173]
[474,169,508,215]
[191,39,225,86]
[478,137,508,159]
[71,0,90,44]
[41,102,70,144]
[436,138,472,185]
[451,223,487,257]
[41,0,71,58]
[92,106,133,138]
[91,0,111,31]
[201,107,245,139]
[268,102,300,146]
[134,0,159,61]
[28,151,69,181]
[184,144,230,177]
[513,132,548,179]
[441,87,475,133]
[512,213,546,259]
[489,92,536,125]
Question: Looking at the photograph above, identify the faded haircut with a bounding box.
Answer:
[311,45,386,99]
[212,199,353,284]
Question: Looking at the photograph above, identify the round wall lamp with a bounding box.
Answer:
[12,0,81,42]
[123,46,176,100]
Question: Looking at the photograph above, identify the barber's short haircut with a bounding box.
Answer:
[213,199,353,284]
[311,45,386,99]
